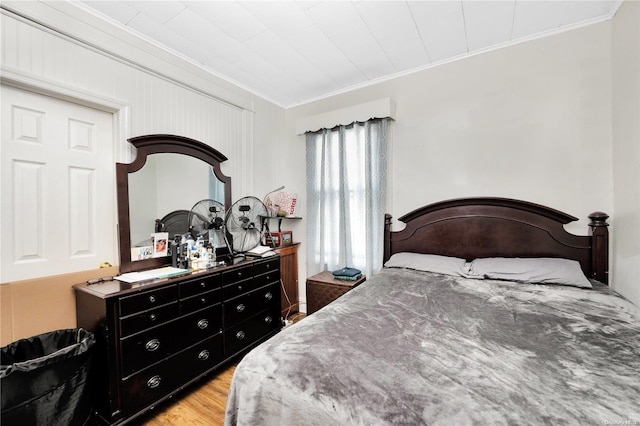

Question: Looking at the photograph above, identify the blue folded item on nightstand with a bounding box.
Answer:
[333,267,361,278]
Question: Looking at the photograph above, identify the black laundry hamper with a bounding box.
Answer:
[1,328,96,426]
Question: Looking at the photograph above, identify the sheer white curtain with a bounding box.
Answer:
[306,118,390,278]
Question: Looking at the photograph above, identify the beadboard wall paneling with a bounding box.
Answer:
[1,11,253,195]
[1,8,255,237]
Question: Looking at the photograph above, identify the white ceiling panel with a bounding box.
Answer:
[81,1,139,25]
[305,1,361,37]
[511,1,571,39]
[563,0,620,25]
[76,0,622,107]
[210,2,268,42]
[463,1,516,51]
[181,1,235,23]
[410,1,468,62]
[126,12,209,62]
[286,26,365,89]
[386,37,431,71]
[164,9,222,44]
[241,1,314,39]
[127,1,185,25]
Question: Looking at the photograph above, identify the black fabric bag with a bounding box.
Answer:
[1,328,95,426]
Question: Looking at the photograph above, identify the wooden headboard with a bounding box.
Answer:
[383,198,609,284]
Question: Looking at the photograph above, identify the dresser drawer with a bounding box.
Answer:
[120,356,182,415]
[182,333,224,373]
[180,288,222,315]
[119,285,179,317]
[254,269,280,288]
[222,277,257,301]
[222,264,253,285]
[224,283,279,327]
[120,333,223,415]
[120,304,222,377]
[253,258,279,275]
[179,274,221,299]
[178,304,223,349]
[120,302,179,337]
[224,305,280,355]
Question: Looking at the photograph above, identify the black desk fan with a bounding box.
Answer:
[224,196,268,258]
[188,199,229,258]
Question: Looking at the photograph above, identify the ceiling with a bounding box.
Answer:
[77,1,622,108]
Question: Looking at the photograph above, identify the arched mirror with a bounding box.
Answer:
[117,134,231,273]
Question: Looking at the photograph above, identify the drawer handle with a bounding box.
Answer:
[197,319,209,329]
[198,350,210,361]
[236,285,243,292]
[264,292,273,301]
[200,297,207,304]
[266,264,271,269]
[235,330,246,340]
[149,313,157,322]
[145,339,160,352]
[147,375,161,389]
[236,303,246,313]
[200,282,206,288]
[237,271,243,278]
[265,274,271,281]
[149,295,156,303]
[264,316,273,324]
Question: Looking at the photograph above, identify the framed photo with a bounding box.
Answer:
[265,231,293,247]
[281,232,292,245]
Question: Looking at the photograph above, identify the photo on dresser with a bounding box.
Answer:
[151,232,169,257]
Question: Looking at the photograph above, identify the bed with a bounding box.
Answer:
[224,198,640,425]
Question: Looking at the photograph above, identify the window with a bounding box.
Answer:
[306,118,391,278]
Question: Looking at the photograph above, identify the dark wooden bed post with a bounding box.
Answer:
[384,214,393,263]
[588,211,609,284]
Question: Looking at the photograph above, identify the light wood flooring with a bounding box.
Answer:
[140,313,304,425]
[139,363,236,426]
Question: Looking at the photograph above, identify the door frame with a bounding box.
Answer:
[1,68,131,271]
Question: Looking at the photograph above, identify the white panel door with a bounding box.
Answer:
[1,85,115,282]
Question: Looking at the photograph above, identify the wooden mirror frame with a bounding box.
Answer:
[117,134,232,273]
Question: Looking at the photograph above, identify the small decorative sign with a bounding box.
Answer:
[265,191,298,217]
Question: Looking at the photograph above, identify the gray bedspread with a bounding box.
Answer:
[225,268,640,425]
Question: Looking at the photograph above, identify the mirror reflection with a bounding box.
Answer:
[128,153,225,261]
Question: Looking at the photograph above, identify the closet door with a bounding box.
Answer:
[0,85,115,282]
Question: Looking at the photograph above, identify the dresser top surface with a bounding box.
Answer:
[74,255,279,298]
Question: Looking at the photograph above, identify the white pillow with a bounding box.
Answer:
[384,252,467,277]
[465,257,592,288]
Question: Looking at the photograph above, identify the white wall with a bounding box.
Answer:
[612,0,640,306]
[285,20,627,306]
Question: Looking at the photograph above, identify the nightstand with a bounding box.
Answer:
[306,271,366,314]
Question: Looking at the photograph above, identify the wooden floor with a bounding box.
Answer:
[140,313,305,426]
[140,363,236,426]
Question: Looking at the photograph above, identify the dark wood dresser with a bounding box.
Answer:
[73,256,281,425]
